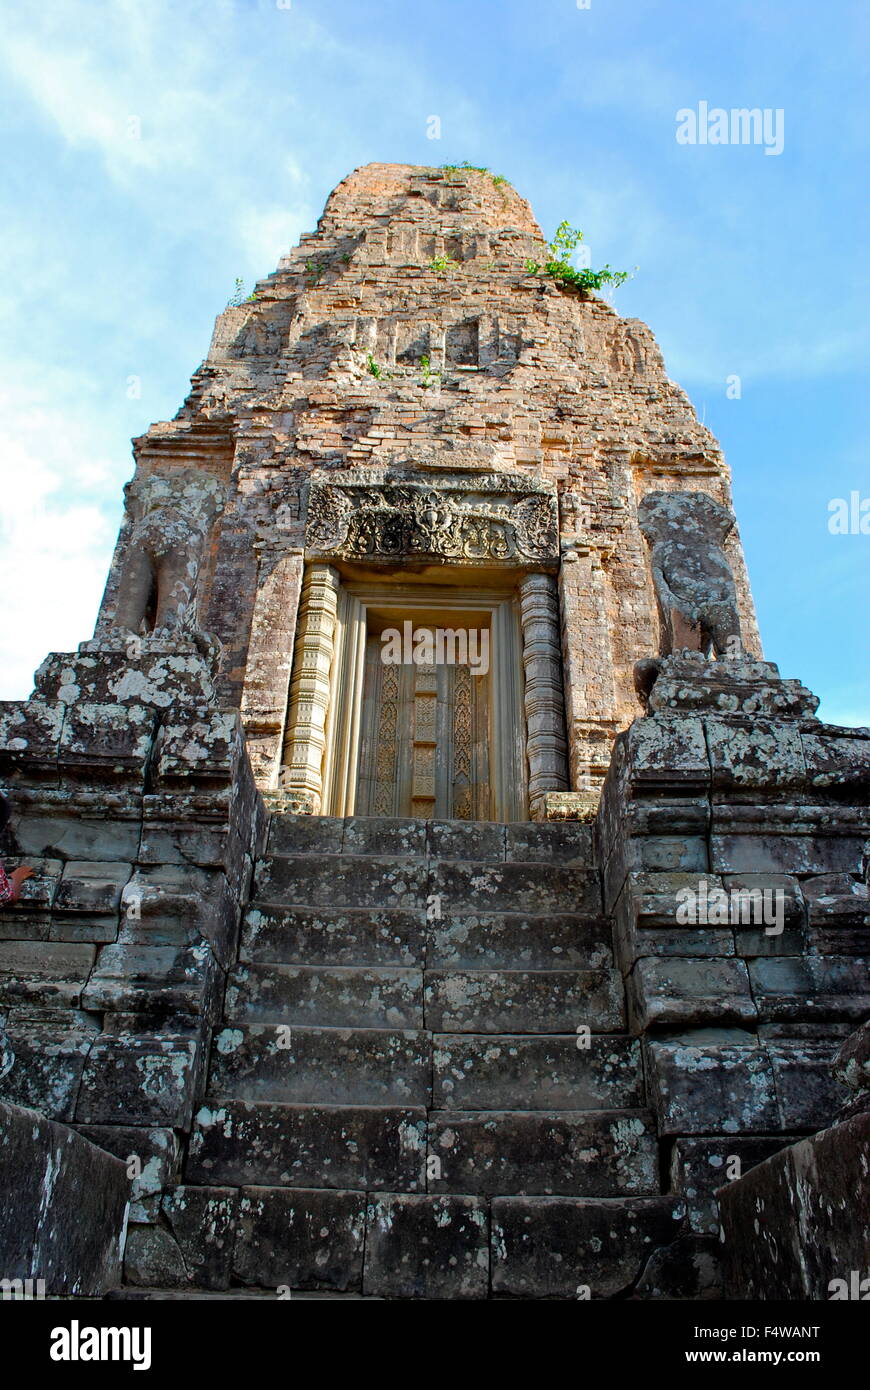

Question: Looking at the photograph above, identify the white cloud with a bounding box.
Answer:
[238,206,316,275]
[0,381,121,698]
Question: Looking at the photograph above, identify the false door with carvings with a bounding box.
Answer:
[355,636,491,820]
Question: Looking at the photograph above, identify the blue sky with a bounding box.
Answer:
[1,0,867,722]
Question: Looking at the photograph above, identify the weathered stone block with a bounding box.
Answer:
[801,730,870,788]
[424,968,624,1033]
[0,1101,129,1295]
[0,700,65,770]
[748,955,869,1024]
[152,709,243,789]
[0,1023,94,1121]
[719,1113,870,1299]
[0,940,97,1008]
[834,1020,870,1093]
[364,1195,488,1299]
[766,1041,848,1130]
[624,717,710,789]
[670,1135,800,1234]
[427,911,610,970]
[646,1038,779,1135]
[58,701,157,776]
[210,1023,432,1106]
[76,1124,180,1205]
[432,1033,642,1110]
[83,942,220,1021]
[801,873,870,955]
[633,1234,723,1300]
[429,1109,658,1196]
[186,1101,427,1191]
[235,1186,366,1291]
[55,859,132,914]
[226,962,424,1029]
[705,719,806,789]
[161,1186,238,1290]
[76,1034,202,1128]
[491,1195,685,1299]
[242,904,426,968]
[123,1223,187,1288]
[628,956,756,1031]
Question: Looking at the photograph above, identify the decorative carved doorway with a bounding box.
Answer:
[356,618,491,820]
[321,584,528,822]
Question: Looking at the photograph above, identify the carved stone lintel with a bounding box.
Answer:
[305,472,559,565]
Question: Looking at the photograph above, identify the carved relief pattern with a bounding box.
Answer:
[411,664,437,815]
[373,662,400,817]
[306,478,558,563]
[452,663,474,821]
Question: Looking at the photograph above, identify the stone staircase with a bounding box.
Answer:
[179,815,681,1298]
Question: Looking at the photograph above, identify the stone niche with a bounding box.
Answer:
[276,469,569,822]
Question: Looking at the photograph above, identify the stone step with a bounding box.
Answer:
[240,905,610,972]
[491,1195,686,1299]
[361,1193,489,1298]
[424,968,625,1032]
[225,964,424,1029]
[240,905,427,968]
[255,855,599,914]
[428,1109,658,1196]
[427,912,611,971]
[255,855,427,909]
[186,1101,427,1190]
[267,814,594,866]
[117,1190,686,1300]
[208,1024,432,1105]
[233,1186,368,1293]
[206,1025,640,1111]
[429,860,600,915]
[432,1034,642,1110]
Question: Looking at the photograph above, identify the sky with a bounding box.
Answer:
[0,0,867,723]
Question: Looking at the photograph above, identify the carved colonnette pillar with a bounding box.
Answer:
[239,549,305,789]
[280,564,340,813]
[559,544,619,795]
[519,572,569,820]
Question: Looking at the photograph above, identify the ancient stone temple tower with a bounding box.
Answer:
[96,162,761,817]
[0,164,867,1301]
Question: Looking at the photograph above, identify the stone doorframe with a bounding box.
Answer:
[280,566,568,820]
[276,467,570,820]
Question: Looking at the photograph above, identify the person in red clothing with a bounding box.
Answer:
[0,793,32,906]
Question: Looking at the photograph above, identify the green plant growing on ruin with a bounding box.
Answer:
[440,161,488,175]
[305,259,326,284]
[229,277,257,307]
[419,353,442,387]
[439,161,508,190]
[429,254,459,274]
[367,353,382,379]
[525,222,633,296]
